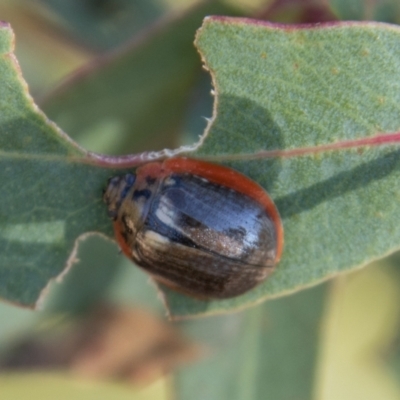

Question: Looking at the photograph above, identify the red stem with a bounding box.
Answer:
[80,132,400,168]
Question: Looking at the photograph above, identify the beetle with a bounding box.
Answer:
[103,157,283,299]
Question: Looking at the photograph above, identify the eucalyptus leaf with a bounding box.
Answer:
[1,18,400,318]
[0,22,114,306]
[162,18,400,317]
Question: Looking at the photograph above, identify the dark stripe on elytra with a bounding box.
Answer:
[155,172,251,241]
[226,226,247,241]
[143,172,268,264]
[143,212,257,271]
[160,173,259,221]
[143,207,271,269]
[144,209,201,249]
[177,212,205,229]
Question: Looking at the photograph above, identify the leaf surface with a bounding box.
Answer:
[0,3,235,308]
[0,22,115,306]
[2,17,400,317]
[162,17,400,317]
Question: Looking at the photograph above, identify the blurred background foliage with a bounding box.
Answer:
[1,0,400,399]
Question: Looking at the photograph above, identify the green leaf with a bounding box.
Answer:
[162,18,400,317]
[330,0,400,23]
[3,15,400,318]
[0,302,38,356]
[0,4,237,309]
[0,22,115,306]
[42,236,122,314]
[42,1,236,155]
[43,236,164,315]
[176,283,327,400]
[37,0,167,51]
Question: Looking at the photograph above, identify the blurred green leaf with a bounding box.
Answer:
[43,236,164,315]
[104,256,164,313]
[327,0,364,20]
[37,0,167,51]
[42,0,237,155]
[0,1,90,95]
[2,15,400,318]
[176,284,327,400]
[163,18,400,316]
[330,0,400,23]
[0,303,37,356]
[43,237,121,314]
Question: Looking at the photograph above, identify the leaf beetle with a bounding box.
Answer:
[103,157,283,299]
